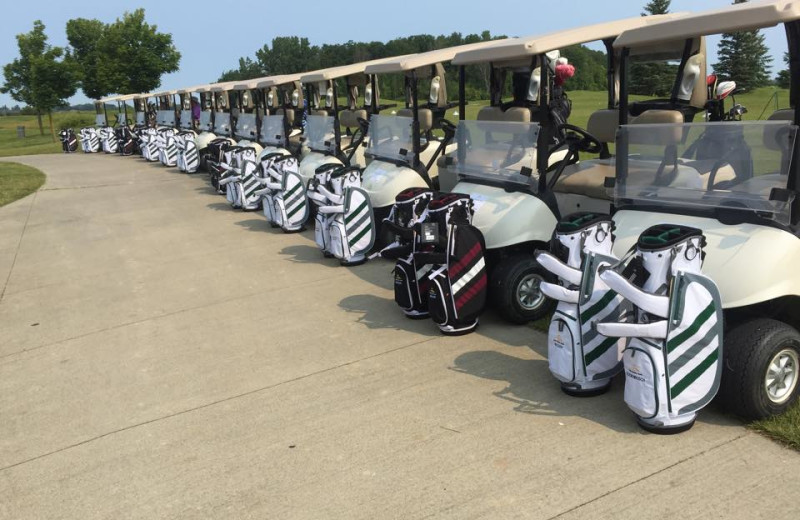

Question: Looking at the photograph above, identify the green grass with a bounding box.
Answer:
[0,162,46,207]
[0,111,95,158]
[750,402,800,451]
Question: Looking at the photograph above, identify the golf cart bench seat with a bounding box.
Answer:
[397,108,434,131]
[477,106,531,123]
[554,109,685,200]
[340,109,368,129]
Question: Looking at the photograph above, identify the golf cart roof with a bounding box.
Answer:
[176,85,208,95]
[452,14,682,66]
[256,73,305,89]
[209,81,241,93]
[232,76,276,90]
[614,0,800,48]
[99,94,126,103]
[300,55,414,83]
[365,41,513,74]
[150,89,178,97]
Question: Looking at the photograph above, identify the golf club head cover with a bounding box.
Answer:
[596,224,723,432]
[534,212,627,394]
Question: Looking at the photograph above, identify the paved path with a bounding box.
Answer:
[0,154,798,519]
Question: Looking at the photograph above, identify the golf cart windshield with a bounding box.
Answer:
[136,111,145,125]
[180,110,192,129]
[455,119,540,187]
[214,112,230,134]
[261,115,285,146]
[305,114,336,154]
[235,113,257,140]
[366,115,414,163]
[95,113,106,126]
[199,111,212,131]
[615,121,798,225]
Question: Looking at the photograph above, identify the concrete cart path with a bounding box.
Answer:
[0,154,797,519]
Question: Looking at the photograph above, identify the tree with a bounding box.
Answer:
[629,0,675,97]
[642,0,670,16]
[218,57,263,82]
[67,9,181,97]
[255,37,321,76]
[775,52,791,89]
[713,0,773,92]
[2,21,79,140]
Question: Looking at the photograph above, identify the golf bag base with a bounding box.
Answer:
[638,415,696,435]
[438,320,479,337]
[561,379,612,397]
[340,256,367,267]
[404,310,430,320]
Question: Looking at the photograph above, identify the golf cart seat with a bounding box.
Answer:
[340,109,368,149]
[477,106,531,123]
[554,109,703,200]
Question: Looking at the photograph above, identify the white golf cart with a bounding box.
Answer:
[357,41,511,222]
[252,74,308,161]
[608,0,800,419]
[229,79,264,157]
[444,15,682,323]
[297,57,407,183]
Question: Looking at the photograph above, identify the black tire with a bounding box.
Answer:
[718,318,800,420]
[489,255,555,324]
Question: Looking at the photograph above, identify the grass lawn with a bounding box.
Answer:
[0,161,46,207]
[0,111,96,158]
[751,402,800,451]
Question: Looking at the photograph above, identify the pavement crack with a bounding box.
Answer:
[545,432,750,520]
[0,335,438,474]
[0,190,37,303]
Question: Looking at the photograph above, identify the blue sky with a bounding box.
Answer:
[0,0,789,106]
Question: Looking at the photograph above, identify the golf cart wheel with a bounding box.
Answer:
[489,255,555,324]
[719,318,800,420]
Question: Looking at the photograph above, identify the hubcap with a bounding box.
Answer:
[517,273,545,311]
[765,347,799,405]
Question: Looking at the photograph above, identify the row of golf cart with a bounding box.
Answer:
[71,0,800,430]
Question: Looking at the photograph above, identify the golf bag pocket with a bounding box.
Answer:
[314,212,330,252]
[623,342,659,420]
[393,256,430,318]
[548,315,577,383]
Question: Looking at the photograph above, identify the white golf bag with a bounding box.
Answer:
[100,127,118,154]
[534,213,628,396]
[314,166,376,265]
[140,128,160,162]
[596,224,723,433]
[256,155,309,232]
[218,147,261,210]
[79,128,100,153]
[307,163,348,257]
[175,131,200,173]
[157,128,178,167]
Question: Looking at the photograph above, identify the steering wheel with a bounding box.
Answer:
[557,124,603,154]
[356,117,370,134]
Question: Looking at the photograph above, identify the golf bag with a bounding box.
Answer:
[534,213,627,395]
[118,127,138,156]
[416,193,487,335]
[157,129,178,167]
[218,147,261,210]
[596,224,723,433]
[376,188,436,318]
[79,128,100,153]
[257,155,309,232]
[313,166,375,264]
[101,127,118,154]
[207,138,235,193]
[175,131,200,173]
[59,129,78,153]
[307,163,346,257]
[140,128,160,162]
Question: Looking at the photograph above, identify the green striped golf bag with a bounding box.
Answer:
[59,129,78,153]
[175,131,200,173]
[416,193,487,335]
[217,147,249,209]
[79,127,100,153]
[158,129,178,167]
[232,148,261,210]
[534,213,627,396]
[258,155,308,232]
[307,163,346,257]
[140,128,160,162]
[316,167,376,265]
[101,127,118,154]
[597,224,723,433]
[377,188,436,318]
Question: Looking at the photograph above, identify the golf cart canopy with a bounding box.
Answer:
[364,41,512,75]
[299,57,412,83]
[209,82,240,93]
[614,0,800,49]
[452,14,682,66]
[256,74,304,89]
[176,85,207,95]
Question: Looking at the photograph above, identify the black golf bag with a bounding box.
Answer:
[376,188,436,318]
[207,138,235,194]
[416,193,487,335]
[118,127,138,156]
[59,129,78,153]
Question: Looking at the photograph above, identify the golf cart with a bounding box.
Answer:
[606,0,800,420]
[79,99,108,153]
[359,41,512,220]
[230,79,264,157]
[253,74,307,161]
[298,57,404,183]
[445,15,682,323]
[112,94,140,156]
